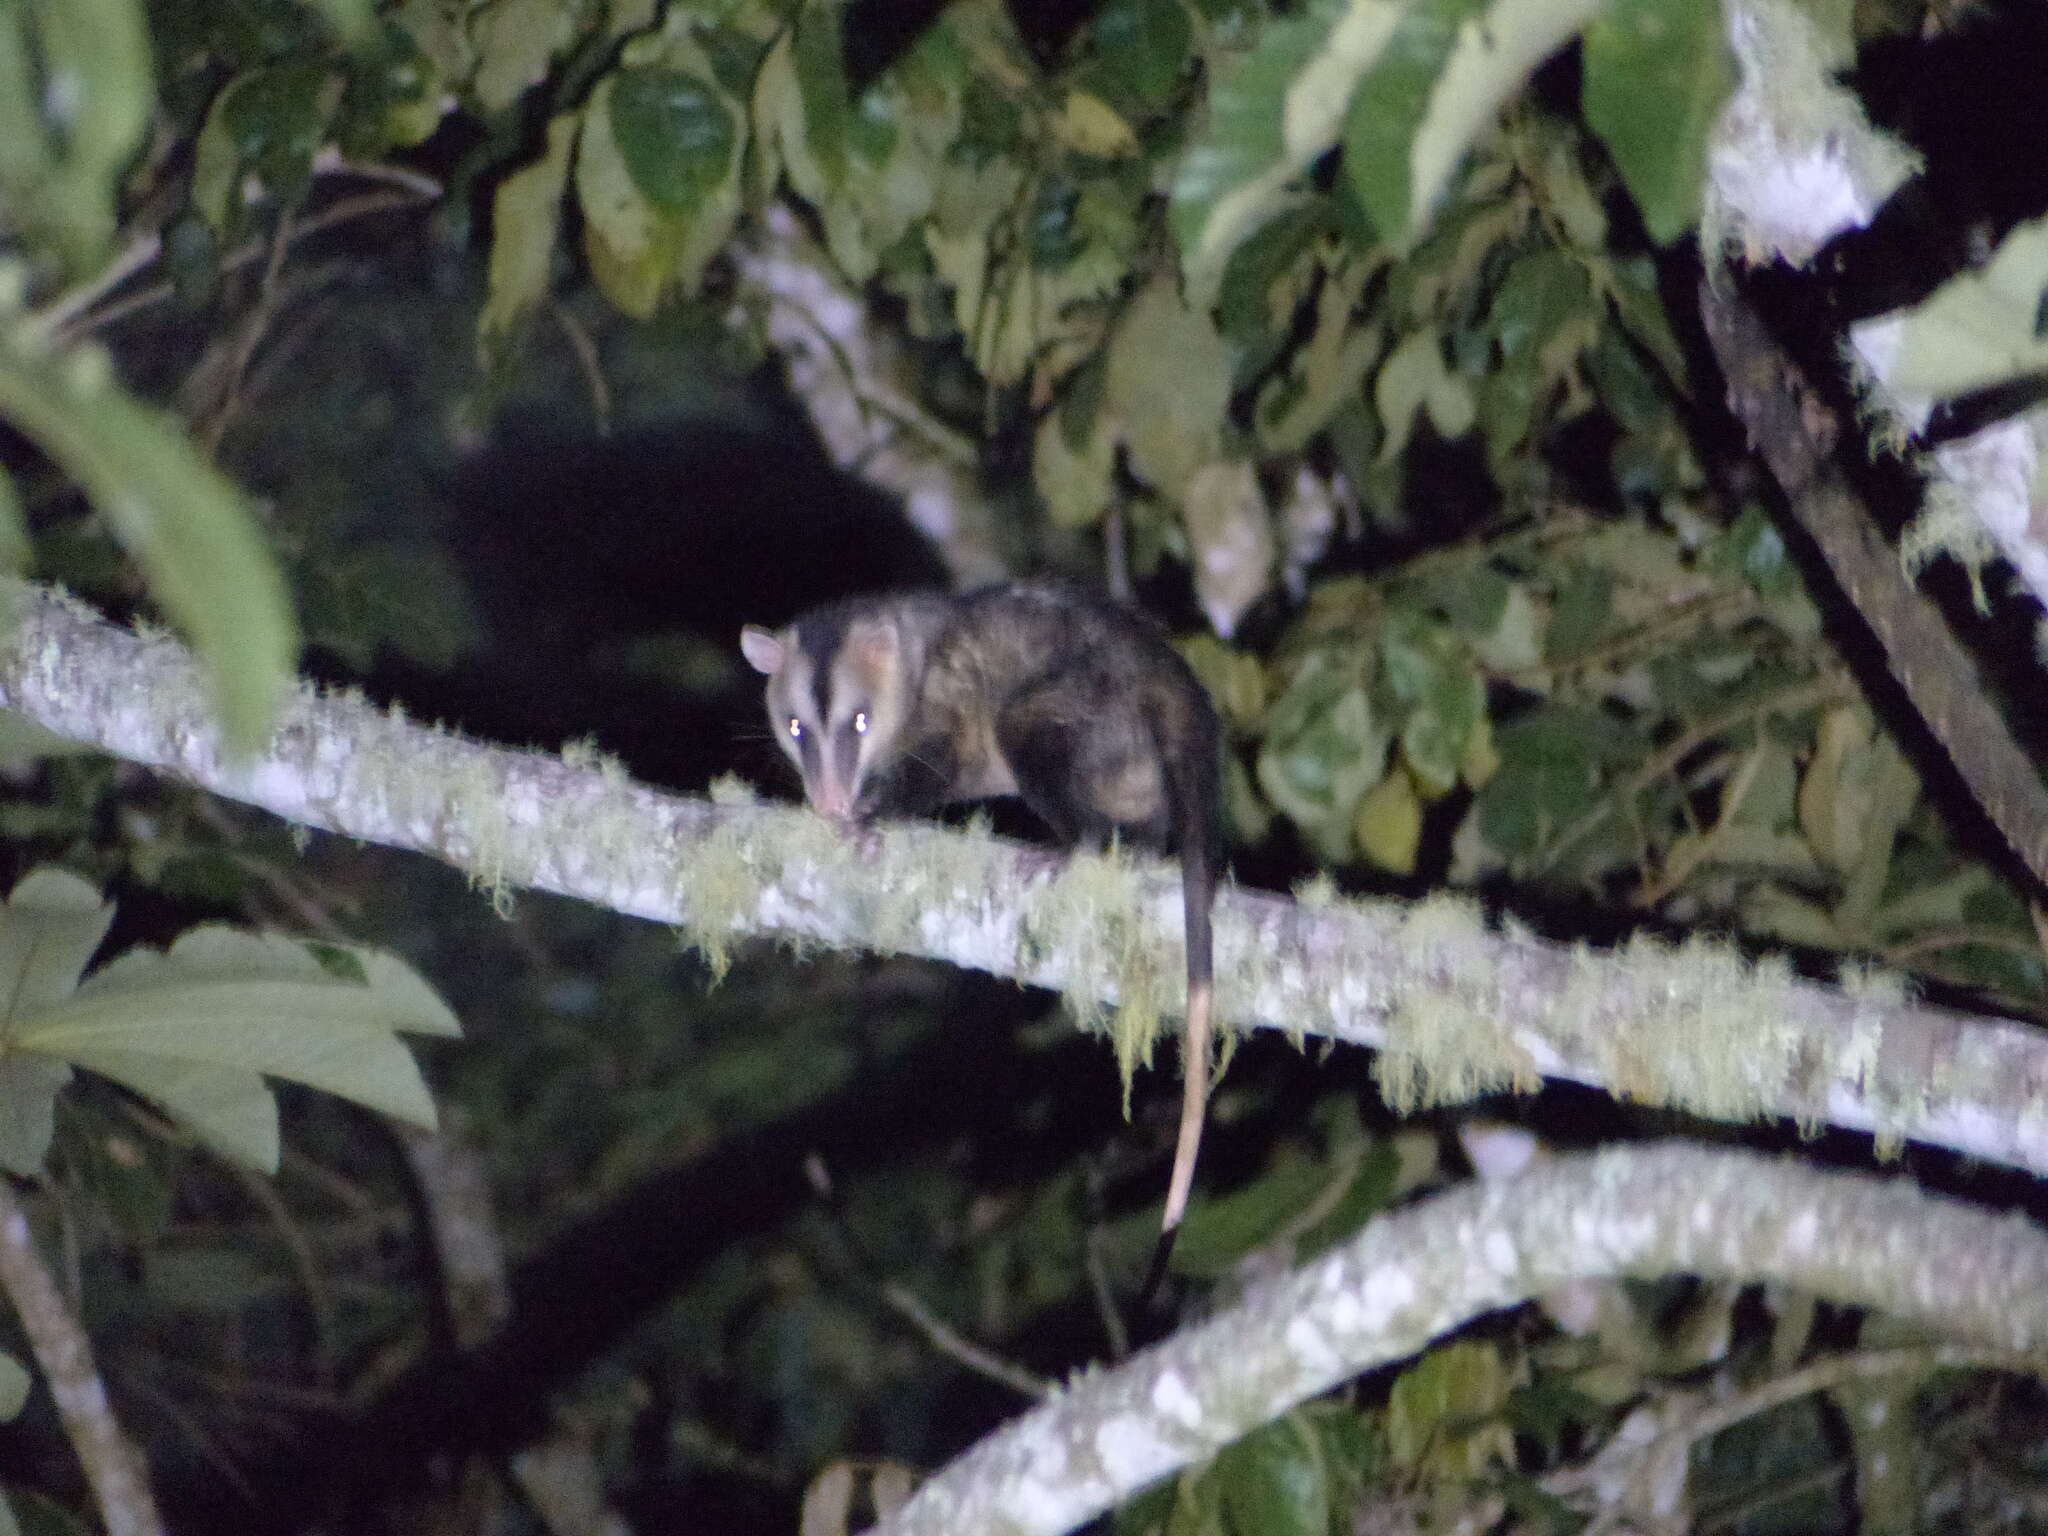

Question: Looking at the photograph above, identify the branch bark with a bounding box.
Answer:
[0,1180,164,1536]
[1700,275,2048,891]
[868,1143,2048,1536]
[729,202,1007,587]
[4,584,2048,1181]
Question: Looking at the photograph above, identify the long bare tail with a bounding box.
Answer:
[1140,715,1219,1304]
[1162,975,1212,1232]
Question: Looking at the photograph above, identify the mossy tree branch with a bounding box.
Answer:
[870,1144,2048,1536]
[2,582,2048,1181]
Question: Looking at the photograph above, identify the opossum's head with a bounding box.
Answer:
[740,607,918,823]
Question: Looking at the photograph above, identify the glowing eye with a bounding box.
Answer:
[787,717,803,740]
[853,711,869,735]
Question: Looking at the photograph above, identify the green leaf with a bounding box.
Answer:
[82,927,458,1036]
[1092,0,1194,112]
[578,60,743,314]
[1386,1338,1515,1477]
[1374,328,1473,461]
[0,1350,28,1422]
[0,1052,69,1176]
[0,867,115,1016]
[61,1050,277,1169]
[790,0,854,185]
[0,469,27,576]
[146,1244,281,1312]
[1860,212,2048,409]
[17,927,456,1139]
[1341,0,1488,241]
[193,59,337,230]
[6,0,155,267]
[480,112,579,349]
[0,709,99,765]
[1546,562,1612,657]
[1033,398,1115,529]
[334,19,444,154]
[1173,0,1359,306]
[1216,1416,1329,1536]
[304,0,376,44]
[1105,275,1231,497]
[1398,0,1604,241]
[1488,247,1590,364]
[1475,709,1603,855]
[1607,254,1687,384]
[1256,650,1390,860]
[1582,0,1731,245]
[472,0,582,113]
[0,331,296,752]
[610,65,740,216]
[1403,666,1485,795]
[19,985,437,1125]
[1169,1155,1336,1275]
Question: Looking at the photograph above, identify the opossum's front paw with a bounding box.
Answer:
[1013,844,1069,883]
[846,820,888,862]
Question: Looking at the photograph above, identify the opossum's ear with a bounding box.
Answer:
[740,625,785,675]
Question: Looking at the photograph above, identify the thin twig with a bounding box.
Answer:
[1083,1222,1131,1362]
[201,208,295,450]
[1536,670,1851,877]
[312,150,443,200]
[1569,1344,2048,1535]
[549,299,612,435]
[231,1164,339,1386]
[1104,503,1131,603]
[880,1283,1050,1400]
[27,233,164,337]
[53,184,437,346]
[0,1180,166,1536]
[1633,737,1771,906]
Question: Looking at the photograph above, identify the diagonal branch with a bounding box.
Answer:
[1699,275,2048,891]
[0,1179,165,1536]
[4,583,2048,1182]
[867,1144,2048,1536]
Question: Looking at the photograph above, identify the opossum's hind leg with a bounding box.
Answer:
[996,676,1173,852]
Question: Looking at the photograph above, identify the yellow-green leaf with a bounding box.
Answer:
[0,334,296,751]
[481,112,579,349]
[1355,767,1421,874]
[1105,275,1230,498]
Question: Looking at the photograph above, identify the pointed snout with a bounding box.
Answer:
[810,772,855,823]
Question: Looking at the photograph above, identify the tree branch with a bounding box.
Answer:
[4,584,2048,1182]
[0,1180,165,1536]
[1700,276,2048,892]
[868,1144,2048,1536]
[729,203,1006,586]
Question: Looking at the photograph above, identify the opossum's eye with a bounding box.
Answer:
[787,717,804,740]
[853,711,869,735]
